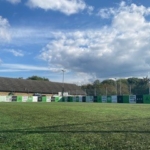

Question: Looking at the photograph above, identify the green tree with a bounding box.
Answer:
[27,75,49,81]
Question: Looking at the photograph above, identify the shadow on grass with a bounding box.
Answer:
[1,118,150,134]
[34,117,150,129]
[0,130,150,134]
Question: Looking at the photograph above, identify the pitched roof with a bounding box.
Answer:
[0,77,85,95]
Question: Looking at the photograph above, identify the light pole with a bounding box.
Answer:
[62,69,65,96]
[148,72,150,95]
[129,84,131,95]
[120,79,122,95]
[115,78,117,95]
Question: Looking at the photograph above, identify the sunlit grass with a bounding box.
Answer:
[0,103,150,149]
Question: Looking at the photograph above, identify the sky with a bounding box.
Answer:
[0,0,150,85]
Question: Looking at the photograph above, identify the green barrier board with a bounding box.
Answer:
[55,97,61,102]
[123,95,129,103]
[143,95,150,104]
[68,96,73,102]
[107,96,112,103]
[76,96,79,102]
[97,96,102,103]
[62,97,65,102]
[17,96,22,102]
[42,96,47,102]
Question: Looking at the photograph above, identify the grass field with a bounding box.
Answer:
[0,103,150,150]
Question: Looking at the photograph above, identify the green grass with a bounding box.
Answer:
[0,103,150,150]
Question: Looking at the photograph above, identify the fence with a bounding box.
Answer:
[1,95,150,104]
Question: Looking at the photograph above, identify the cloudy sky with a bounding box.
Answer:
[0,0,150,84]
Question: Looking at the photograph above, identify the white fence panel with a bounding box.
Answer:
[102,96,107,103]
[0,96,7,102]
[111,95,117,103]
[129,95,136,103]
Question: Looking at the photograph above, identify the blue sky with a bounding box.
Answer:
[0,0,150,84]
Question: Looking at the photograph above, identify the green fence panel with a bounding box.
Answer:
[62,97,65,102]
[136,95,143,103]
[17,96,22,102]
[68,96,73,102]
[71,96,74,102]
[82,96,86,102]
[97,96,102,103]
[143,95,150,104]
[55,96,61,102]
[59,97,63,102]
[117,96,123,103]
[107,96,112,103]
[55,97,58,102]
[76,96,79,102]
[42,96,47,102]
[68,96,71,102]
[93,96,98,102]
[123,95,129,103]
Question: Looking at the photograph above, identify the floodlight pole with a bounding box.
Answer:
[115,78,117,95]
[148,72,150,95]
[62,69,65,97]
[120,79,121,95]
[130,85,131,95]
[149,83,150,95]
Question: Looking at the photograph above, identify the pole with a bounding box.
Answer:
[130,85,131,95]
[115,78,117,95]
[62,69,65,97]
[148,72,150,95]
[149,82,150,95]
[120,79,121,95]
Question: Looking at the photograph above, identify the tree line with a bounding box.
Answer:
[81,77,150,96]
[19,75,49,81]
[19,75,150,95]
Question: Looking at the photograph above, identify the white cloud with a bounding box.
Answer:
[39,2,150,81]
[97,8,114,19]
[0,16,11,42]
[87,6,94,15]
[26,0,91,15]
[5,49,24,57]
[97,1,150,19]
[6,0,21,4]
[0,63,49,72]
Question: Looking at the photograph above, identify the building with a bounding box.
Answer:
[0,77,85,96]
